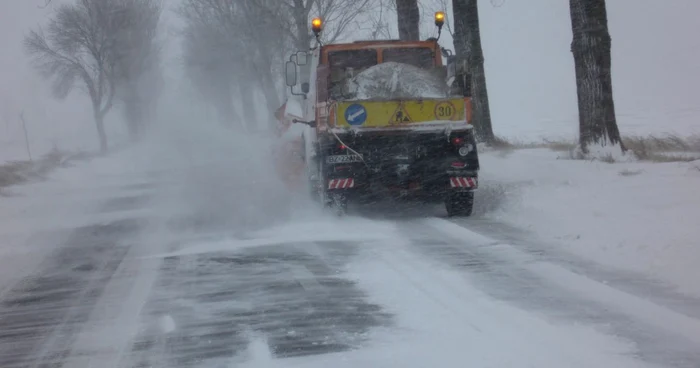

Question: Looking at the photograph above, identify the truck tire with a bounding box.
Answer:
[308,177,320,202]
[445,192,474,217]
[332,194,348,216]
[324,192,347,216]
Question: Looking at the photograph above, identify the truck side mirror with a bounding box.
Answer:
[446,54,471,97]
[460,75,472,97]
[441,48,452,58]
[285,61,297,87]
[301,82,310,93]
[296,51,308,66]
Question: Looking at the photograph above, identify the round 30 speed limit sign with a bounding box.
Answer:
[434,101,456,120]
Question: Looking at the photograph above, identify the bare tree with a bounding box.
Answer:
[113,0,163,141]
[313,0,372,44]
[364,0,394,40]
[570,0,624,155]
[25,0,130,152]
[179,0,269,130]
[396,0,420,40]
[453,0,495,143]
[181,18,244,129]
[179,0,369,133]
[244,0,371,50]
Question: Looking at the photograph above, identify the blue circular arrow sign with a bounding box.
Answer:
[344,103,367,126]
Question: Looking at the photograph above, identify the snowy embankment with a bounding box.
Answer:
[0,148,148,296]
[479,148,700,296]
[0,150,89,189]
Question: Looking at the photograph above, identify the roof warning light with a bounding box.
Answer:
[435,11,445,28]
[311,17,323,36]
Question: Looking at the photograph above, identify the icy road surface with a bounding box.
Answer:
[1,156,700,368]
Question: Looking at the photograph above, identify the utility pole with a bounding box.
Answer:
[19,111,32,162]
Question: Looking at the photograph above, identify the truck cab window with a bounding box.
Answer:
[382,48,434,69]
[328,49,378,71]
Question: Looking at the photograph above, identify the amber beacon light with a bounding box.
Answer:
[434,11,445,28]
[311,17,323,36]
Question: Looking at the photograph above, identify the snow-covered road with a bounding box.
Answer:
[1,153,699,368]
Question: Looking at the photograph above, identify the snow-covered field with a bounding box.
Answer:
[478,148,700,297]
[0,148,150,296]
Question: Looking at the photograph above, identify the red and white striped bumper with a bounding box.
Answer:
[328,178,355,190]
[450,177,477,189]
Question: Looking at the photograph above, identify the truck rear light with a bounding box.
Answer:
[451,161,466,168]
[451,137,464,146]
[458,144,474,156]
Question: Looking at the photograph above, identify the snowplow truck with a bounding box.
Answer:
[282,13,479,216]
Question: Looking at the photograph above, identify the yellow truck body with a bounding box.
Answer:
[333,98,467,129]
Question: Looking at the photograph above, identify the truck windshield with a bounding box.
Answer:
[382,47,434,69]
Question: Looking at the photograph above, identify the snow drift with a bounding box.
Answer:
[479,148,700,297]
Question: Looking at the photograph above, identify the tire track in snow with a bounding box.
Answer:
[453,216,700,321]
[126,241,392,366]
[396,218,700,368]
[0,220,138,368]
[357,237,618,367]
[59,225,165,368]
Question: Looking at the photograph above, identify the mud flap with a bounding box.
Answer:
[323,192,348,216]
[445,191,474,217]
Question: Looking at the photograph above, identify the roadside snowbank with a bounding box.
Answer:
[479,148,700,296]
[0,148,152,295]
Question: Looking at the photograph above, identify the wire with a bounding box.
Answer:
[330,129,370,169]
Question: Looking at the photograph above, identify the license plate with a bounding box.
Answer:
[326,154,362,164]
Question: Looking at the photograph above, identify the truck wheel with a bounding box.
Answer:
[329,193,348,216]
[322,192,347,216]
[308,178,320,202]
[445,192,474,217]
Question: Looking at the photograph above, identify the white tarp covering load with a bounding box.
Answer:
[345,62,449,100]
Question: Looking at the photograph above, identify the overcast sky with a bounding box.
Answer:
[1,0,699,159]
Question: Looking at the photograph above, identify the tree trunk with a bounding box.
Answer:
[452,0,495,143]
[210,74,239,128]
[94,112,108,153]
[396,0,420,41]
[570,0,623,154]
[293,7,312,87]
[293,4,311,50]
[214,94,239,129]
[126,114,142,142]
[124,91,143,142]
[239,83,258,133]
[260,71,280,131]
